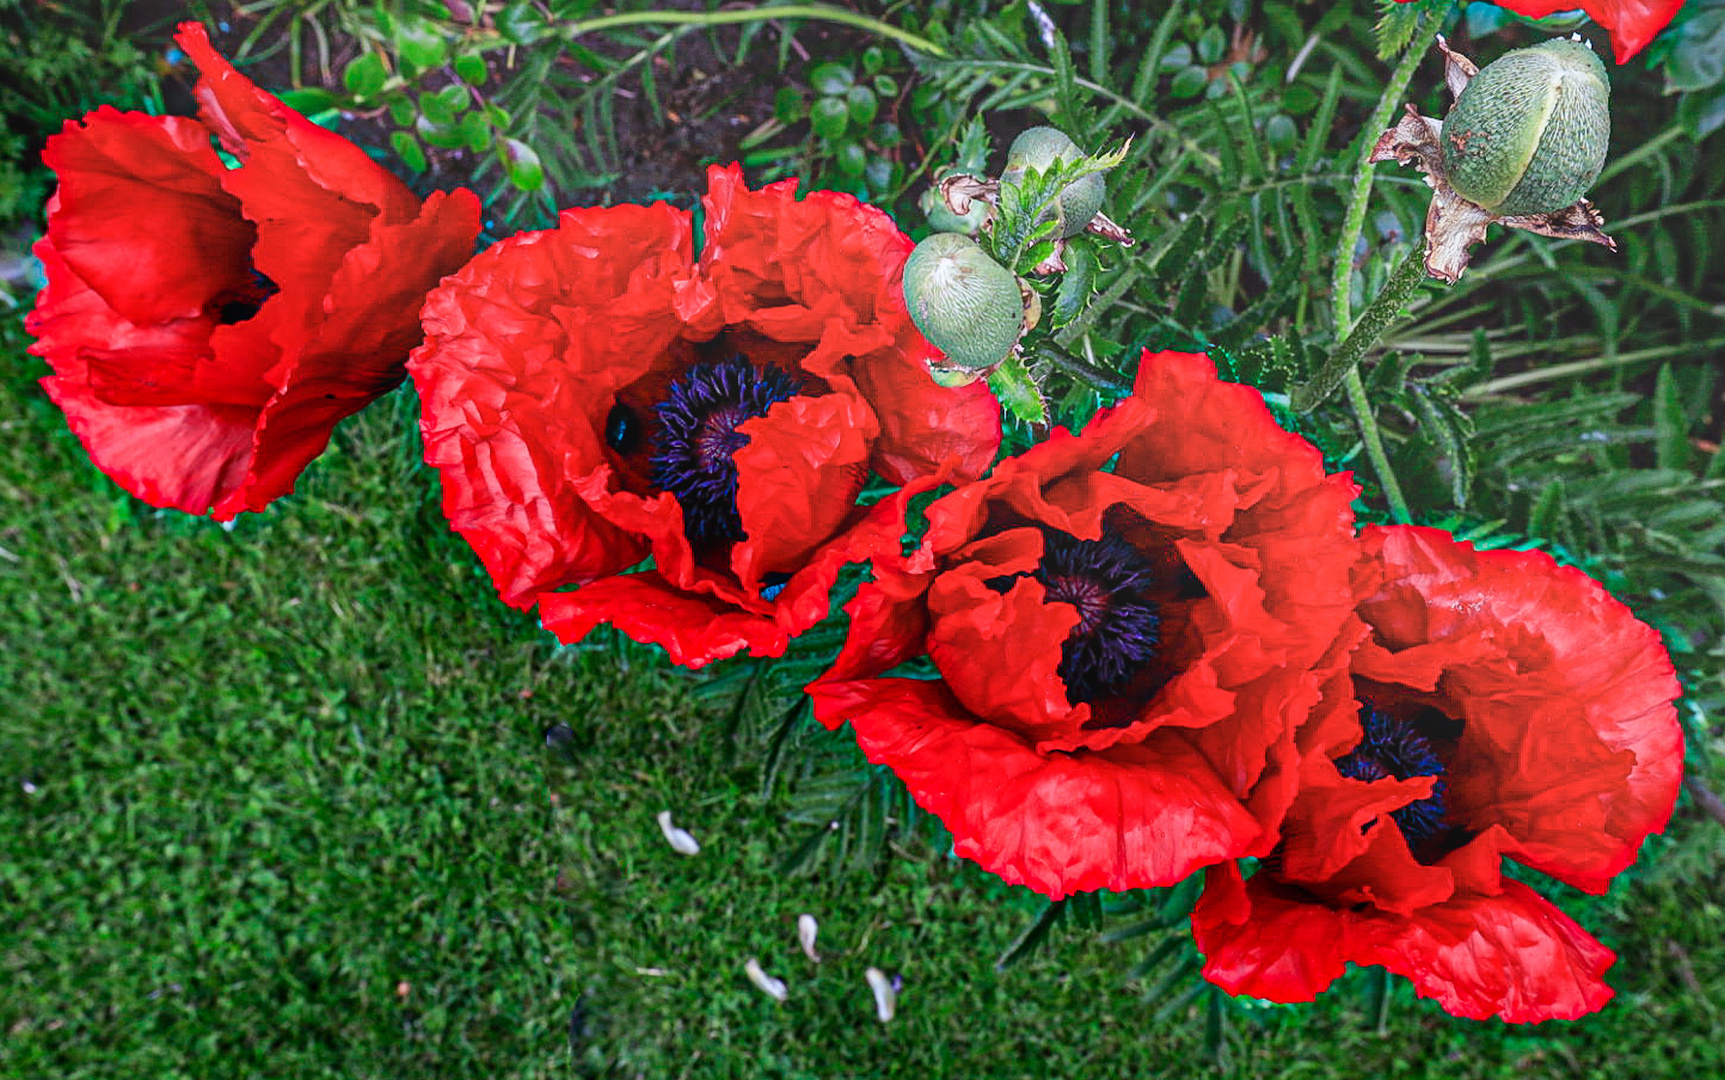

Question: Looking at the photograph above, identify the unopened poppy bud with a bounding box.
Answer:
[1441,37,1609,217]
[1000,126,1107,238]
[903,232,1025,371]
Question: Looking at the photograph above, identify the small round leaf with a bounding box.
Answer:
[845,85,878,125]
[811,96,849,140]
[809,61,854,96]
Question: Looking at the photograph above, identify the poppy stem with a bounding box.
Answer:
[1328,242,1430,524]
[1311,15,1440,526]
[1329,17,1438,337]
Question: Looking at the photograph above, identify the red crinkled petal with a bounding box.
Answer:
[38,107,255,327]
[1360,525,1683,893]
[537,569,788,668]
[541,473,943,666]
[811,678,1263,898]
[215,187,482,519]
[410,204,696,606]
[1447,0,1682,64]
[810,350,1362,892]
[1195,867,1616,1021]
[29,238,256,514]
[28,28,481,520]
[731,391,875,586]
[177,22,417,228]
[700,162,999,483]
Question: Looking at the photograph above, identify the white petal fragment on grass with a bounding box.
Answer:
[655,810,701,855]
[798,914,821,962]
[865,967,896,1022]
[744,957,787,1002]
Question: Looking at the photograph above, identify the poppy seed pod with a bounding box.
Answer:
[1440,38,1610,218]
[1000,126,1106,238]
[903,232,1024,371]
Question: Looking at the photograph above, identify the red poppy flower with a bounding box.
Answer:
[1400,0,1683,63]
[1192,525,1684,1022]
[408,163,1001,668]
[807,351,1364,898]
[24,23,481,520]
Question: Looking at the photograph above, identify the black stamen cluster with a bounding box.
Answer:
[1334,704,1450,845]
[1033,528,1161,705]
[649,355,801,547]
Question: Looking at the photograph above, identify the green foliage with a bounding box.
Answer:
[0,0,163,225]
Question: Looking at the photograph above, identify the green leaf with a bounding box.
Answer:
[1051,237,1098,328]
[390,130,427,174]
[416,114,466,149]
[460,111,490,154]
[500,137,544,192]
[394,18,448,76]
[845,84,878,125]
[1664,6,1725,91]
[996,900,1063,970]
[1654,362,1695,471]
[1374,0,1426,60]
[833,140,867,177]
[342,52,388,99]
[773,87,806,124]
[387,95,417,128]
[1196,26,1226,65]
[1529,478,1567,541]
[1264,113,1297,151]
[988,352,1048,426]
[496,2,547,45]
[276,87,339,118]
[418,89,456,126]
[453,53,487,86]
[810,96,849,140]
[809,61,854,95]
[862,45,886,76]
[873,73,899,98]
[1170,65,1207,99]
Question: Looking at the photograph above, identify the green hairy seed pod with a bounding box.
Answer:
[1440,38,1610,217]
[1000,126,1106,238]
[902,233,1024,371]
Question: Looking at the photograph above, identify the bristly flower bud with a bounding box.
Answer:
[1441,38,1609,217]
[1000,126,1107,239]
[902,232,1027,374]
[1369,35,1616,284]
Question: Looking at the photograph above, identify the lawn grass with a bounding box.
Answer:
[3,314,1723,1078]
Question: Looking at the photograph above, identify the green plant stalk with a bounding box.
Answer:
[1329,243,1431,524]
[1329,16,1435,334]
[555,4,949,59]
[1322,13,1441,525]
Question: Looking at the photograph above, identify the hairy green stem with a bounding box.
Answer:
[1320,16,1442,525]
[556,4,949,59]
[1328,242,1430,524]
[1329,21,1435,334]
[1298,240,1431,413]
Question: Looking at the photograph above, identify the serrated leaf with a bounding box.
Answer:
[989,352,1047,425]
[1654,363,1694,471]
[1373,0,1425,60]
[1051,237,1098,328]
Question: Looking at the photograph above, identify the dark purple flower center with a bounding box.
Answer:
[642,355,801,548]
[1334,704,1450,846]
[215,268,278,325]
[1030,528,1161,705]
